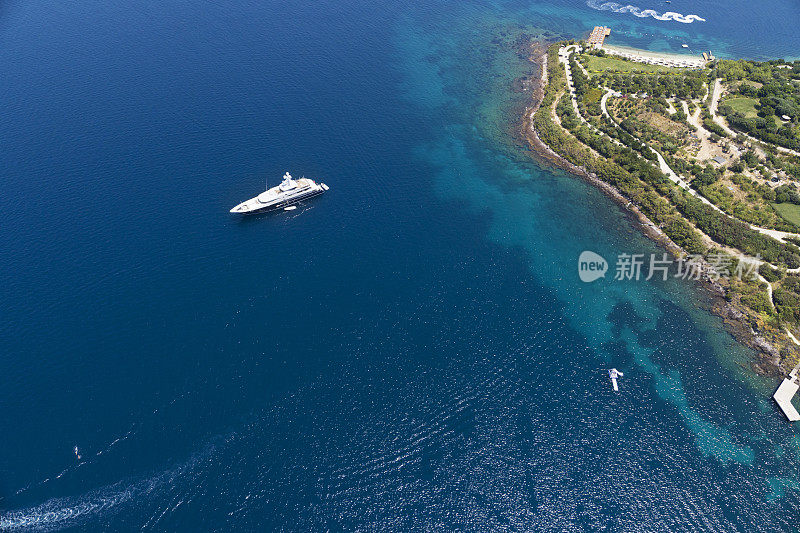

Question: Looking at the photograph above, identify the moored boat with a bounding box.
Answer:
[230,172,328,214]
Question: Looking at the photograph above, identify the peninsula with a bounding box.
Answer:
[523,31,800,379]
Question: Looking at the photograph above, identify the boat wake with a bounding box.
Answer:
[0,483,138,532]
[0,443,214,532]
[587,1,706,23]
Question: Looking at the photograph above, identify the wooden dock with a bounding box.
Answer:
[587,26,611,49]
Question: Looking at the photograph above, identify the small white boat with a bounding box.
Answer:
[74,446,81,460]
[609,368,623,391]
[682,44,689,48]
[283,205,297,211]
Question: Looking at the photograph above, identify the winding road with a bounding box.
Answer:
[710,78,800,158]
[555,45,800,311]
[590,56,800,244]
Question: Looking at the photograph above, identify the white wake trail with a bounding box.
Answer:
[587,1,706,23]
[0,443,215,532]
[0,483,139,532]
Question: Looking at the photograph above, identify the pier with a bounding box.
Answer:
[773,361,800,422]
[586,25,708,69]
[587,26,611,49]
[609,368,623,392]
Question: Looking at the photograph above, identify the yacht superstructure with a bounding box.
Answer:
[230,172,328,214]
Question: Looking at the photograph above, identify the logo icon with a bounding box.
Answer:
[578,251,607,283]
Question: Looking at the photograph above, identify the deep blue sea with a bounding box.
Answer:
[2,0,800,531]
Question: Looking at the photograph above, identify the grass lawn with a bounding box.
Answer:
[740,79,763,89]
[584,87,603,104]
[582,54,683,74]
[773,202,800,225]
[722,97,759,118]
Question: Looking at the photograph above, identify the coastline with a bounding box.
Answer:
[602,43,705,62]
[601,43,706,68]
[518,39,788,377]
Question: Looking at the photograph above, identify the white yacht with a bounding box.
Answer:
[230,172,328,214]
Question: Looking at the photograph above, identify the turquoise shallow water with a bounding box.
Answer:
[1,1,799,531]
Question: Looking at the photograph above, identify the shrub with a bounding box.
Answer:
[760,264,785,282]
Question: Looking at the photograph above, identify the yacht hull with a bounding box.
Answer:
[230,173,329,215]
[234,188,325,215]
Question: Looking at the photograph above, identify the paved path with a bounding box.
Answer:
[559,46,587,126]
[600,89,614,120]
[710,78,800,158]
[563,47,800,248]
[709,79,737,137]
[554,48,800,310]
[689,92,800,243]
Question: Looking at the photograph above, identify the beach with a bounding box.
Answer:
[602,43,707,68]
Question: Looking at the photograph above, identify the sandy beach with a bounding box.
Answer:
[603,44,704,62]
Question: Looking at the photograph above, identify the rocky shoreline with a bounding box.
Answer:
[516,40,793,377]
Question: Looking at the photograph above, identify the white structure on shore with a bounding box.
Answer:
[774,363,800,422]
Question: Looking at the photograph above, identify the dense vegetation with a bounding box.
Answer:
[535,47,800,268]
[608,98,690,156]
[533,43,800,336]
[774,275,800,324]
[715,59,800,149]
[534,46,706,256]
[703,118,727,138]
[561,48,800,267]
[596,71,705,100]
[579,49,707,99]
[683,168,800,232]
